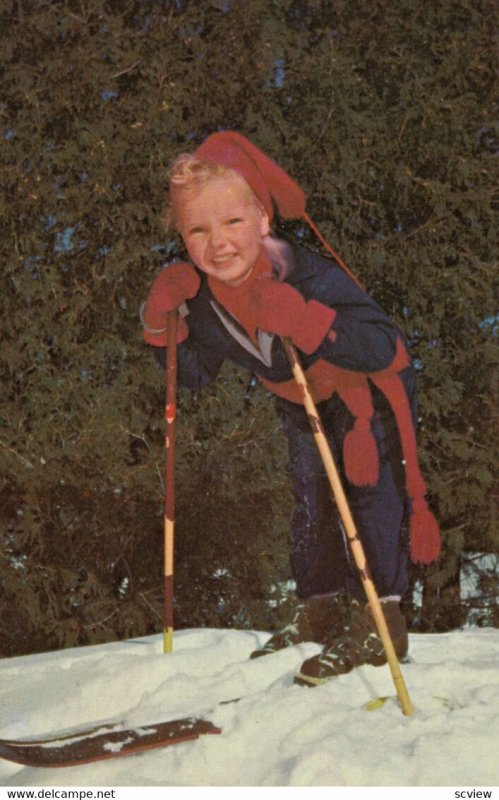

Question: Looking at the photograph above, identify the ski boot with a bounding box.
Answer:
[250,591,352,659]
[294,599,408,686]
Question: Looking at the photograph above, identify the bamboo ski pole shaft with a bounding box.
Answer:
[281,337,413,716]
[163,309,178,653]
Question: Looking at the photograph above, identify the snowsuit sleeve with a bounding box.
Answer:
[289,247,401,373]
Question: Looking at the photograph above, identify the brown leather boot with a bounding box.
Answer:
[250,591,352,659]
[294,599,408,686]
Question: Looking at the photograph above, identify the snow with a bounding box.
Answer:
[1,627,498,789]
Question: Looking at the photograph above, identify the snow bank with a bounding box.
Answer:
[1,627,498,788]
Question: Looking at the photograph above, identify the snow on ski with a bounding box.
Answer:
[0,720,124,748]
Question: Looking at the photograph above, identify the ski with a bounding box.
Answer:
[0,717,221,768]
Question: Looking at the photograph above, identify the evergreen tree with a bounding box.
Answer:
[1,0,496,655]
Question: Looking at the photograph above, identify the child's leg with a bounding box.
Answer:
[278,399,351,599]
[291,397,412,685]
[249,398,352,659]
[278,392,410,601]
[345,461,409,601]
[318,392,410,602]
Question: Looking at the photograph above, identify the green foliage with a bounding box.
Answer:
[1,0,497,654]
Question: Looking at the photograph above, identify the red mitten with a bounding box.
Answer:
[253,280,335,354]
[142,262,200,346]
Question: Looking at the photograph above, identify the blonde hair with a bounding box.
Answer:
[163,153,263,230]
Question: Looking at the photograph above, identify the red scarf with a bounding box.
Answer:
[207,251,273,344]
[208,250,440,564]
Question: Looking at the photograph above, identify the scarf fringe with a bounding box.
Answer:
[343,417,380,487]
[409,496,441,564]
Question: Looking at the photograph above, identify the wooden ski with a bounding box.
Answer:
[0,717,221,768]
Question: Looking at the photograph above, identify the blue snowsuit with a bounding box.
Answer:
[153,243,414,601]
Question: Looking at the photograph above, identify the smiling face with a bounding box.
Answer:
[174,170,270,286]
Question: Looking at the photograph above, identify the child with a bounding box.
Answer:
[141,131,440,686]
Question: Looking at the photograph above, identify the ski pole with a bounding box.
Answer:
[281,337,413,716]
[163,309,178,653]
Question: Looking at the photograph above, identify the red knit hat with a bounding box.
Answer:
[195,131,306,221]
